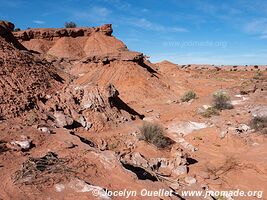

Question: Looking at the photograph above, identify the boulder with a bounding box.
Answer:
[54,111,74,128]
[251,106,267,118]
[10,136,32,151]
[125,152,149,168]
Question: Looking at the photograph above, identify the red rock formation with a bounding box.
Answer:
[13,24,127,59]
[0,21,62,119]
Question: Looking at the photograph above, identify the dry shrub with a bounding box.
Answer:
[250,116,267,134]
[140,122,173,149]
[201,107,220,118]
[253,71,263,80]
[0,140,8,154]
[181,91,197,102]
[212,90,233,110]
[65,21,77,28]
[13,152,75,185]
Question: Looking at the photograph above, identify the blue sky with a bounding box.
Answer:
[1,0,267,65]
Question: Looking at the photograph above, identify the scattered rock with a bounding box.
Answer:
[54,111,74,128]
[122,152,149,168]
[252,142,260,146]
[68,179,110,199]
[168,121,208,136]
[219,130,228,139]
[172,165,188,177]
[236,124,251,133]
[10,137,32,151]
[203,105,212,109]
[169,182,180,190]
[55,184,65,192]
[177,138,198,152]
[155,113,161,119]
[78,116,92,130]
[184,176,197,185]
[37,126,51,134]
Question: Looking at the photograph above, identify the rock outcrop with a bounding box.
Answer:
[0,21,62,119]
[14,24,127,59]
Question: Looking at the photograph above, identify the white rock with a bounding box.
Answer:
[184,176,197,185]
[251,106,267,118]
[219,130,228,139]
[203,105,212,109]
[55,184,65,192]
[168,121,208,136]
[69,179,110,199]
[38,126,50,134]
[240,124,250,132]
[78,116,87,127]
[83,102,93,109]
[236,124,251,133]
[54,111,74,128]
[172,165,188,176]
[11,138,31,150]
[252,142,260,146]
[142,117,156,122]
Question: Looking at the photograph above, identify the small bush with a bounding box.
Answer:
[253,71,263,80]
[181,91,197,102]
[13,28,21,32]
[250,116,267,134]
[201,107,220,118]
[140,122,173,148]
[64,22,77,28]
[212,91,233,110]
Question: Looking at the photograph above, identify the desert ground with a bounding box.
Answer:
[0,21,266,200]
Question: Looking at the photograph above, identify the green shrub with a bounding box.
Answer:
[250,116,267,134]
[64,22,77,28]
[181,91,197,102]
[212,91,233,110]
[139,122,173,148]
[201,107,220,118]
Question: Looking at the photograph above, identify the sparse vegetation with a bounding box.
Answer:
[253,71,263,80]
[201,107,220,118]
[214,195,228,200]
[181,91,197,102]
[64,21,77,28]
[13,152,74,185]
[212,90,233,110]
[139,122,173,148]
[250,116,267,134]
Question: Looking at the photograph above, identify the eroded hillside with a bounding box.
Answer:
[0,21,266,200]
